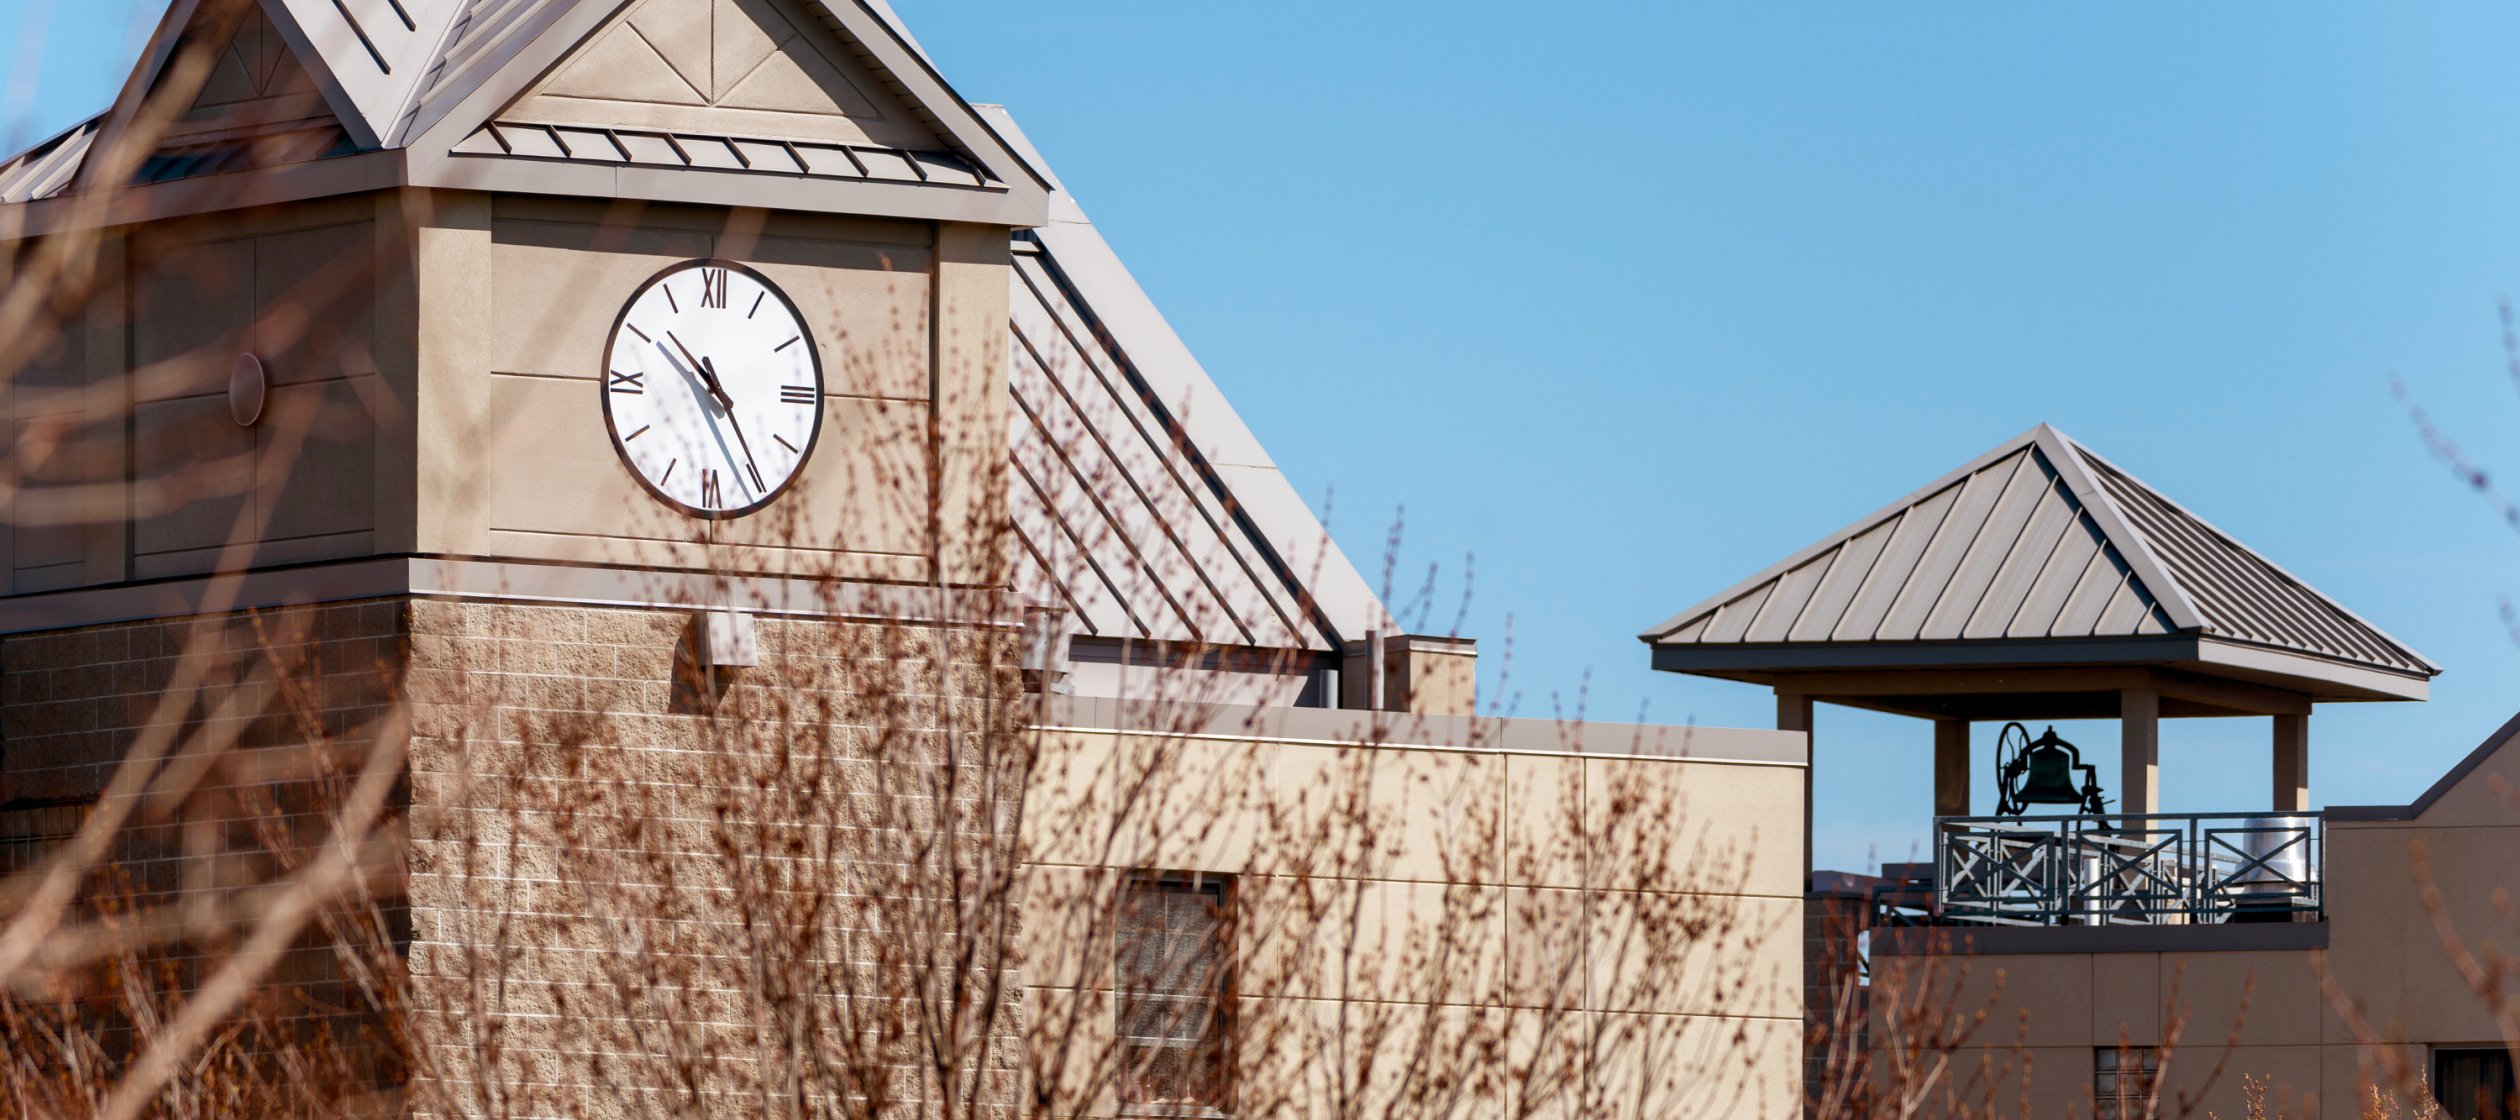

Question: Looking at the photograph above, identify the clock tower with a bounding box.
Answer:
[0,0,1050,1109]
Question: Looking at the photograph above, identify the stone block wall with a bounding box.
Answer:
[0,595,1026,1118]
[1,598,404,806]
[400,598,1026,1119]
[0,599,410,1097]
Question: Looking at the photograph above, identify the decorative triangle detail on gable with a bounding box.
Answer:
[500,0,943,150]
[164,7,335,143]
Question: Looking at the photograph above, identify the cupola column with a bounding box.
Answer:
[1778,690,1815,886]
[2272,712,2309,812]
[1933,719,1970,817]
[2121,687,2160,817]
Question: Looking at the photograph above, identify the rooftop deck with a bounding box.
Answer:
[1882,810,2321,929]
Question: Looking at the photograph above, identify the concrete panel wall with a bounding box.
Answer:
[1866,718,2520,1119]
[3,188,1006,601]
[1,195,393,593]
[1021,725,1806,1117]
[416,196,956,583]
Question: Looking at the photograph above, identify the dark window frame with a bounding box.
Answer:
[2435,1046,2517,1120]
[2094,1044,2159,1120]
[1115,871,1234,1118]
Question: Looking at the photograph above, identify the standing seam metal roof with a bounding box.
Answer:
[1641,424,2436,678]
[988,106,1387,655]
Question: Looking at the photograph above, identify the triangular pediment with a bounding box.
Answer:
[498,0,945,150]
[161,7,334,144]
[12,0,1047,224]
[45,0,370,194]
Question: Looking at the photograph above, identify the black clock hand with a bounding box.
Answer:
[703,357,767,493]
[653,342,753,500]
[665,331,735,411]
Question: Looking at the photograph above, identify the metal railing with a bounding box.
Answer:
[1933,812,2321,926]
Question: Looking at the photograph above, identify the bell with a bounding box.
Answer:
[2012,730,2089,805]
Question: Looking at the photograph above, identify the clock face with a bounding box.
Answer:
[600,259,823,519]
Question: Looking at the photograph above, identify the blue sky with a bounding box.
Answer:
[13,2,2520,872]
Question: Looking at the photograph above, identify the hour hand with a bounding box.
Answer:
[664,331,733,410]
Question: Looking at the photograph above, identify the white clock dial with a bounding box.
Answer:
[600,259,823,519]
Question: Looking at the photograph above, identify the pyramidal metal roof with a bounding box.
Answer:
[1641,424,2436,689]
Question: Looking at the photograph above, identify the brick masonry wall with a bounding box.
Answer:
[401,599,1027,1120]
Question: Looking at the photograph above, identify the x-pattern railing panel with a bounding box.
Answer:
[1932,812,2321,926]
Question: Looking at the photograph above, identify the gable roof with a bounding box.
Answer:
[1,0,1049,228]
[1641,424,2436,681]
[988,106,1388,654]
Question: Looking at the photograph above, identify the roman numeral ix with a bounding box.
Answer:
[608,371,645,394]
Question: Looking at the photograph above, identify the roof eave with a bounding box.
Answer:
[0,148,407,240]
[1651,633,2430,703]
[414,152,1046,226]
[820,0,1052,198]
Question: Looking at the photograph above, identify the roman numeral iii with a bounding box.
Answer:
[780,385,816,404]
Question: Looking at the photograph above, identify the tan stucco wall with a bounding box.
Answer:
[1021,718,1808,1118]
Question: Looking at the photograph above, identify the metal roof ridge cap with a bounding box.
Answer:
[1640,424,2055,643]
[257,0,402,150]
[2064,434,2440,676]
[379,0,484,146]
[2035,425,2210,634]
[397,0,625,166]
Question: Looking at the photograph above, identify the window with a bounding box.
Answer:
[0,800,88,877]
[2094,1045,2158,1120]
[1117,874,1230,1116]
[2436,1048,2516,1120]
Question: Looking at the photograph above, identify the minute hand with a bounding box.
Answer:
[702,357,767,493]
